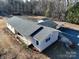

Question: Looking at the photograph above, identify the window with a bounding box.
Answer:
[46,37,50,42]
[36,40,39,45]
[16,31,23,36]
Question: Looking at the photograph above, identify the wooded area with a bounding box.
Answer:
[0,0,79,21]
[66,2,79,24]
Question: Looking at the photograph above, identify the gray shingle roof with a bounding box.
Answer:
[6,16,58,41]
[7,16,41,38]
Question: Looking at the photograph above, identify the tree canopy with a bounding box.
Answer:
[66,2,79,24]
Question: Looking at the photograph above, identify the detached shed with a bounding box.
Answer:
[6,16,59,52]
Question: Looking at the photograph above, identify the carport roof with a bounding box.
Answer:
[38,20,58,28]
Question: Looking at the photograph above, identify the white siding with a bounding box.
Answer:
[16,35,32,46]
[32,31,59,52]
[7,23,15,34]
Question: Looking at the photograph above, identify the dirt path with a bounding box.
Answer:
[55,21,79,30]
[64,22,79,30]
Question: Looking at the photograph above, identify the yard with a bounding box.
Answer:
[0,17,79,59]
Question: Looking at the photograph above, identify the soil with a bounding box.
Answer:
[63,22,79,30]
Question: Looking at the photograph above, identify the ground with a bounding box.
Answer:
[63,22,79,30]
[0,17,79,59]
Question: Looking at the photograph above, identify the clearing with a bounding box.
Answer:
[0,17,79,59]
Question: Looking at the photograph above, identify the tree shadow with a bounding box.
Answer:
[42,41,79,59]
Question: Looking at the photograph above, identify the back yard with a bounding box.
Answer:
[0,17,79,59]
